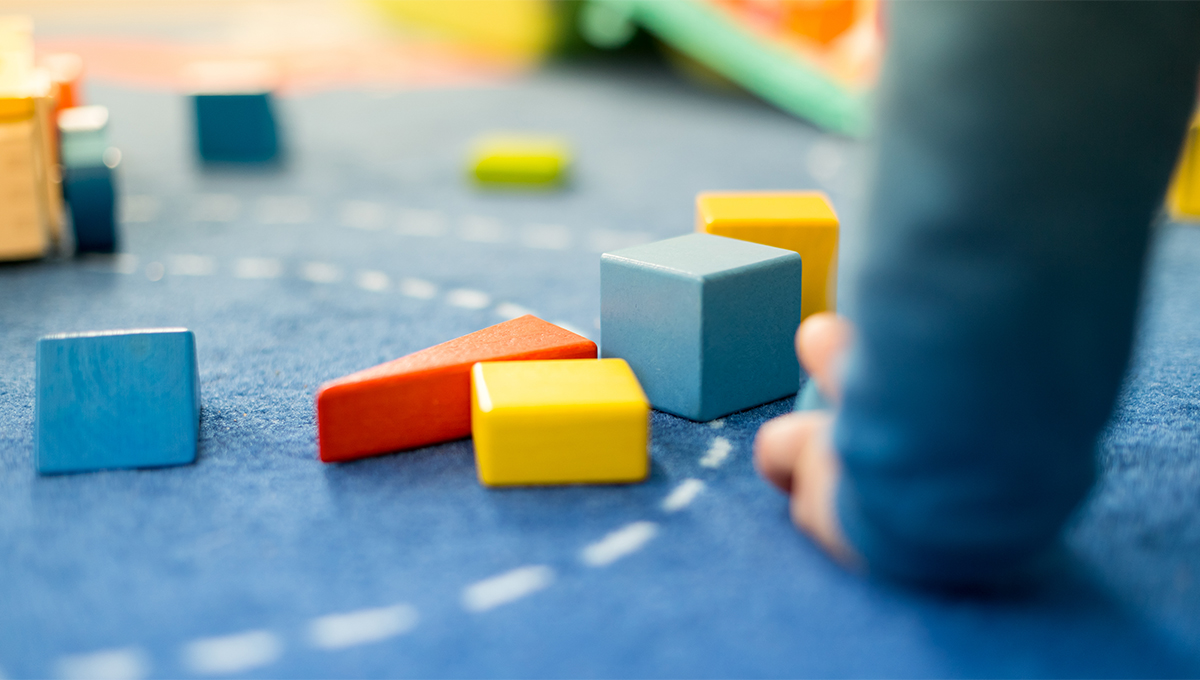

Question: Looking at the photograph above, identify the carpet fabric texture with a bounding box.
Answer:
[0,67,1198,677]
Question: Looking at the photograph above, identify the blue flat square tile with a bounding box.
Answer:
[600,233,802,421]
[193,92,280,163]
[35,328,200,474]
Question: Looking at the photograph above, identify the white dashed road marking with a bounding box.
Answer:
[521,224,571,250]
[700,436,732,469]
[307,604,418,650]
[459,216,508,243]
[494,302,534,319]
[462,565,555,612]
[581,521,658,567]
[708,419,725,429]
[446,288,491,310]
[399,277,438,299]
[257,196,312,224]
[183,630,282,675]
[300,262,343,284]
[106,254,139,274]
[191,194,240,223]
[169,254,215,276]
[56,647,148,680]
[234,257,283,279]
[396,209,447,237]
[587,229,652,253]
[662,479,705,512]
[356,270,389,292]
[340,200,386,230]
[144,262,164,282]
[120,195,160,223]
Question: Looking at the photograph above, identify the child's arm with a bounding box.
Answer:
[772,2,1200,586]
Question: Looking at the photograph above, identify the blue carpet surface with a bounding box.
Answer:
[1,64,1199,677]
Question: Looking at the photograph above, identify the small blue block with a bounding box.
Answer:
[35,329,200,474]
[601,233,802,421]
[63,164,117,253]
[193,92,280,163]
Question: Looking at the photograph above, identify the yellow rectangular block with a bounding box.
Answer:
[0,99,48,261]
[1168,110,1200,220]
[471,358,649,486]
[696,191,839,321]
[470,134,569,186]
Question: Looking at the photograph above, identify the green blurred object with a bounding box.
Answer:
[579,0,871,137]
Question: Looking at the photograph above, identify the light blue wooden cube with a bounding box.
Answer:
[35,328,200,474]
[601,233,802,421]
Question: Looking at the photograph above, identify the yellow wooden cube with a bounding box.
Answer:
[469,134,569,186]
[470,358,649,486]
[696,191,839,321]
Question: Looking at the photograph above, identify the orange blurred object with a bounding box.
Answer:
[784,0,856,45]
[41,52,83,111]
[719,0,860,46]
[316,315,597,463]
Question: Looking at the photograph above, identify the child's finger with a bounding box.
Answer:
[753,411,825,494]
[788,414,857,564]
[797,312,854,405]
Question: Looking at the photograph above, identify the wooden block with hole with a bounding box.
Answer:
[471,358,649,486]
[696,191,838,321]
[316,315,597,463]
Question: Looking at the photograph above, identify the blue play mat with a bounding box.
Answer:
[1,65,1198,677]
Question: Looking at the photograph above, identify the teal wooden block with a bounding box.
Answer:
[35,328,200,474]
[57,105,111,170]
[601,233,802,421]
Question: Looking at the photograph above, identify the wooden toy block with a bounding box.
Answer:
[696,191,838,321]
[1168,109,1200,221]
[0,96,49,261]
[32,75,64,242]
[0,17,63,250]
[471,358,649,486]
[58,105,109,169]
[193,91,280,163]
[58,106,117,252]
[469,134,569,186]
[0,16,33,93]
[63,164,117,253]
[601,233,802,421]
[316,315,597,463]
[36,328,200,474]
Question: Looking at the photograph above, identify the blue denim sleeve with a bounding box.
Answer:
[834,1,1200,586]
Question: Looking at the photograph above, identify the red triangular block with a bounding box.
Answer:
[316,315,597,462]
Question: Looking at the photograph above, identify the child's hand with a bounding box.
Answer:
[753,313,859,565]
